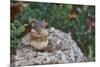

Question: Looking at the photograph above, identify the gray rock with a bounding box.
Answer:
[11,27,87,66]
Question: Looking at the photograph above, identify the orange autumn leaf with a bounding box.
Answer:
[68,11,77,20]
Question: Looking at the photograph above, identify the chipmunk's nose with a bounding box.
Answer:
[36,29,41,34]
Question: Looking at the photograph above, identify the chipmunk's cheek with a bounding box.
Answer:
[31,29,36,33]
[41,29,48,36]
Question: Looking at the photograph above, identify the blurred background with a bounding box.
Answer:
[10,1,95,62]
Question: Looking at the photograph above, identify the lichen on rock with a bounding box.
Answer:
[11,27,87,66]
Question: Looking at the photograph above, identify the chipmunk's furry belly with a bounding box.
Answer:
[30,40,48,50]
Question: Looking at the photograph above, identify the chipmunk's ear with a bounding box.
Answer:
[43,19,46,23]
[29,16,37,23]
[29,17,37,27]
[43,19,48,28]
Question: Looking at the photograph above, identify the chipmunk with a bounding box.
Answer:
[21,19,48,50]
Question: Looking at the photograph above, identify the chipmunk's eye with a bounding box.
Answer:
[41,25,44,28]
